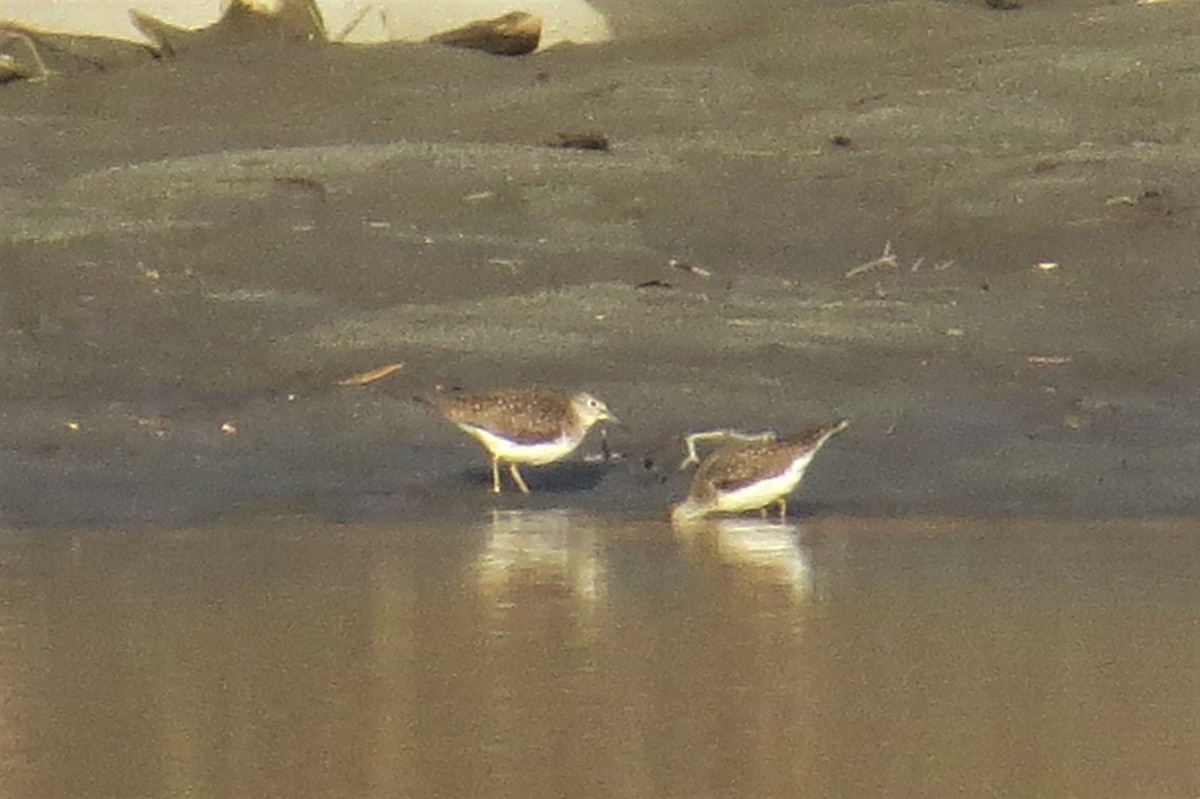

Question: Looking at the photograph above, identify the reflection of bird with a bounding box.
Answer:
[475,510,605,604]
[672,420,848,523]
[713,519,813,601]
[422,389,616,494]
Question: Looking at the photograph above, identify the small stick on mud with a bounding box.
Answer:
[336,363,405,386]
[845,240,899,278]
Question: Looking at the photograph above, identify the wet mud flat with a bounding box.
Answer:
[2,0,1200,526]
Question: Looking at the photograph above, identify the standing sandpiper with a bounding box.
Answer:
[671,420,848,523]
[423,388,616,494]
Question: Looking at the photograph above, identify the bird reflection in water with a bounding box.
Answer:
[472,509,606,609]
[679,518,813,602]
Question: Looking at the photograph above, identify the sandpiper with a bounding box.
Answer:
[671,420,848,523]
[423,388,616,494]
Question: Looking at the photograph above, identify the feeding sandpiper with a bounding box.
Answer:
[671,420,848,523]
[422,388,616,494]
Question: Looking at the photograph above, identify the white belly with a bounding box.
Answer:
[713,452,815,514]
[460,425,580,465]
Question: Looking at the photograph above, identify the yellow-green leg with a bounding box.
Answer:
[490,457,502,493]
[509,463,531,495]
[775,498,788,519]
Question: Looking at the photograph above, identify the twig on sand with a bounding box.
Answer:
[911,257,956,273]
[845,240,899,278]
[336,362,405,386]
[680,429,778,470]
[332,3,372,42]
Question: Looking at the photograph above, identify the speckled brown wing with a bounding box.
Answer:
[428,389,574,443]
[781,421,848,452]
[693,441,804,494]
[690,421,847,495]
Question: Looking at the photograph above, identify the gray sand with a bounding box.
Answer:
[2,0,1199,525]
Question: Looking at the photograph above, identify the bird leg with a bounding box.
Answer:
[490,456,502,493]
[680,429,778,470]
[775,498,788,519]
[508,463,531,495]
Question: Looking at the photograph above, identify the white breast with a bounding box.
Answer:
[713,451,816,514]
[459,424,580,465]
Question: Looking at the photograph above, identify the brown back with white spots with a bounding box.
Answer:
[690,420,848,496]
[428,389,608,444]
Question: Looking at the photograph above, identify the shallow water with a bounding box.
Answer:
[0,512,1197,798]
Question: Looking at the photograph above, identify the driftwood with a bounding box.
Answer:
[4,3,544,76]
[0,30,50,82]
[131,0,327,56]
[131,4,541,58]
[426,11,541,56]
[0,24,155,80]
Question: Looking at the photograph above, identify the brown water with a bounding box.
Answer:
[0,513,1197,799]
